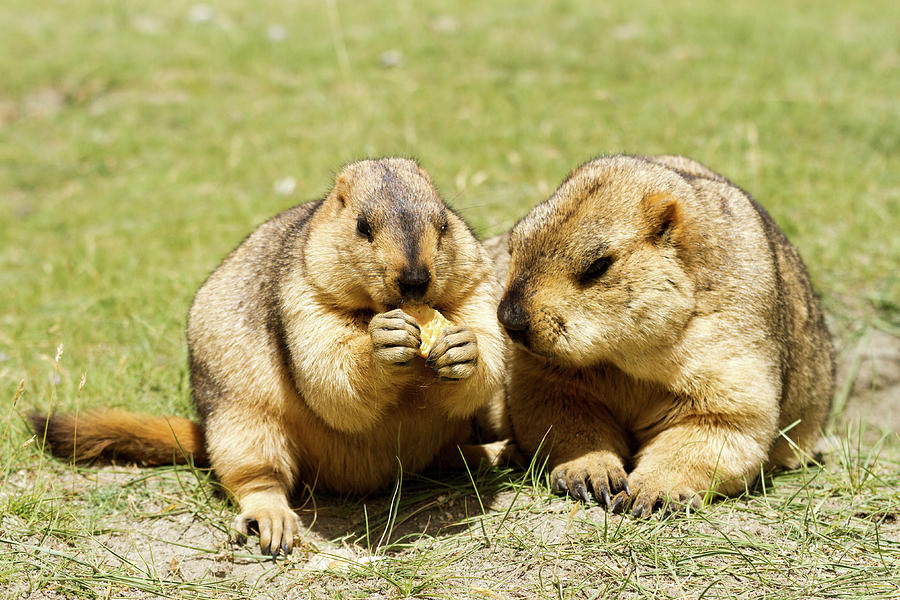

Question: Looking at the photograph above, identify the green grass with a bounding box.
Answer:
[1,0,898,598]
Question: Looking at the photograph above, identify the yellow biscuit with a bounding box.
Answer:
[402,305,452,358]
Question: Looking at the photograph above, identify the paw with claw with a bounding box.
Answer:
[550,452,629,509]
[231,490,300,559]
[425,325,478,380]
[611,474,704,518]
[369,309,421,366]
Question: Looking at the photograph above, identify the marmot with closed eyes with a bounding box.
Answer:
[491,154,834,516]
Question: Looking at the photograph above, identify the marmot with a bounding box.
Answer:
[30,158,508,556]
[491,154,834,516]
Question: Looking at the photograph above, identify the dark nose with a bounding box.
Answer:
[497,295,529,334]
[397,265,431,299]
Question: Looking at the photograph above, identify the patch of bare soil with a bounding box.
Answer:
[837,328,900,438]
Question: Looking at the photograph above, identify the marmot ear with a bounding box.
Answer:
[330,169,355,208]
[642,192,681,242]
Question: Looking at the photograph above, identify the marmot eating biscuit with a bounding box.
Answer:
[492,154,834,516]
[30,158,508,555]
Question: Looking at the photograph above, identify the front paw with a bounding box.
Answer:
[369,309,421,366]
[426,325,478,380]
[231,491,301,558]
[550,452,628,509]
[614,474,703,518]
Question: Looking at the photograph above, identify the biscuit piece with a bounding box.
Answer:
[402,305,452,358]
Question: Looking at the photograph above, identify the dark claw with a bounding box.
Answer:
[599,486,611,509]
[620,478,631,496]
[282,543,291,557]
[553,475,567,493]
[632,497,654,519]
[573,481,590,504]
[610,491,629,514]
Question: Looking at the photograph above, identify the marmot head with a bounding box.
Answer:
[305,158,478,311]
[497,156,698,369]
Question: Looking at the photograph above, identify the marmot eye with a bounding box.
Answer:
[356,215,373,240]
[580,256,612,283]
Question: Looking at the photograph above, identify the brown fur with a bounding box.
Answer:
[31,158,507,555]
[28,410,207,465]
[492,154,835,516]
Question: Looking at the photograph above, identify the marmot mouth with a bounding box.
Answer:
[385,287,440,310]
[512,340,560,364]
[506,331,570,363]
[506,328,530,349]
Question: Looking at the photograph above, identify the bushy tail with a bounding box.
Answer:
[28,409,208,467]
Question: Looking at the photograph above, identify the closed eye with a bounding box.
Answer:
[356,215,373,240]
[579,256,613,283]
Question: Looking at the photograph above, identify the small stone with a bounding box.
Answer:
[188,5,215,25]
[273,177,297,196]
[266,24,287,42]
[379,49,403,68]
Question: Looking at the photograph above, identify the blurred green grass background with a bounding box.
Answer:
[1,0,898,418]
